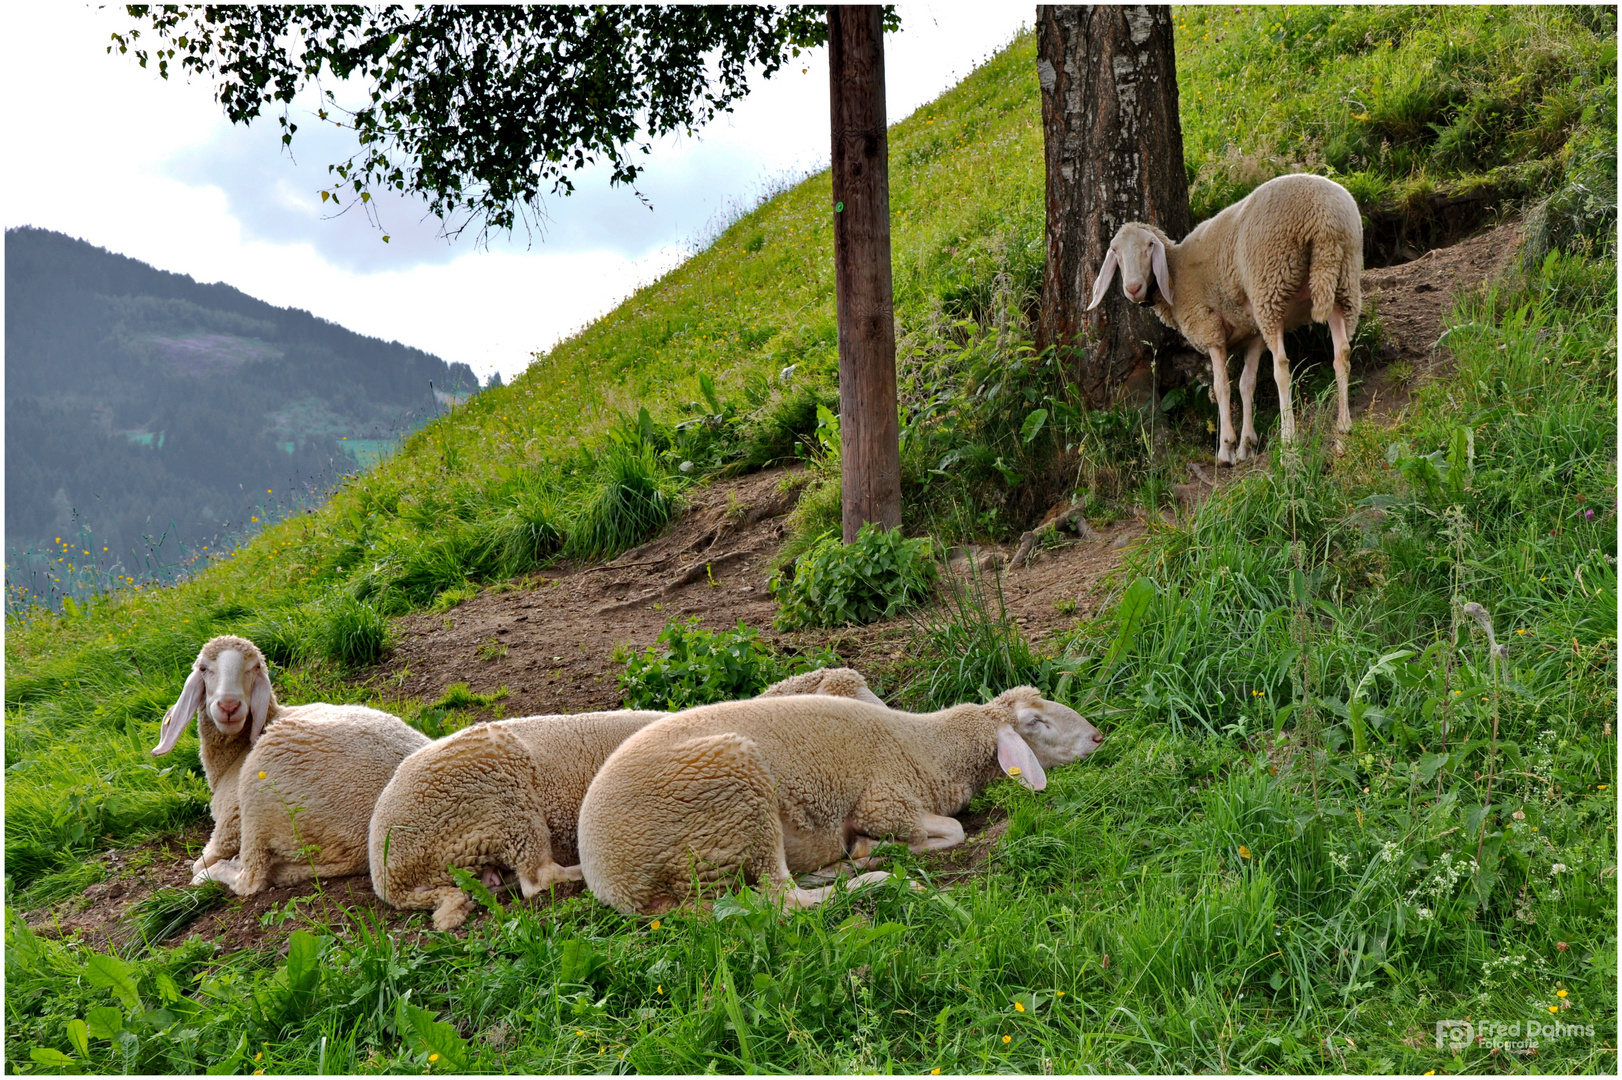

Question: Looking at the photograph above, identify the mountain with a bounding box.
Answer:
[4,226,479,592]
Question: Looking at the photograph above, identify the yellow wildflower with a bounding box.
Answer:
[429,1053,440,1062]
[1239,845,1252,859]
[1014,1001,1025,1013]
[1558,989,1569,998]
[1007,766,1022,777]
[1002,1035,1012,1044]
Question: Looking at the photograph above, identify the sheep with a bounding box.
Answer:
[575,687,1104,915]
[368,667,885,931]
[152,635,428,894]
[1088,173,1364,463]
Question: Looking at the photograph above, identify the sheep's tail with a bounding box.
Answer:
[1307,236,1350,325]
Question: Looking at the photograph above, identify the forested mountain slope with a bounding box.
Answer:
[4,227,479,596]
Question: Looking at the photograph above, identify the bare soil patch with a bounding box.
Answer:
[1355,219,1523,417]
[38,223,1520,953]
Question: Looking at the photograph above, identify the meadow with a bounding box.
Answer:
[6,6,1616,1073]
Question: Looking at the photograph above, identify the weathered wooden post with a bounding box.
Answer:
[828,5,901,541]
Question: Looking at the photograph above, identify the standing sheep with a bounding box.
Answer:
[1089,173,1364,462]
[153,635,428,894]
[576,687,1104,915]
[368,667,885,931]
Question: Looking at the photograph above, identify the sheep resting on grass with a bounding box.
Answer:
[1090,172,1364,462]
[153,635,428,895]
[575,687,1104,915]
[368,667,886,931]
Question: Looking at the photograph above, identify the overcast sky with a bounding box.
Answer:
[3,5,1032,383]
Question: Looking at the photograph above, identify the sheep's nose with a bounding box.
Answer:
[216,697,242,720]
[1092,732,1104,744]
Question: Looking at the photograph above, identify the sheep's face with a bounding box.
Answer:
[153,637,273,756]
[990,688,1105,791]
[202,648,259,736]
[1088,223,1173,310]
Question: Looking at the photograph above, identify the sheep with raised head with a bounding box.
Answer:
[368,667,885,931]
[1089,173,1364,462]
[153,635,428,894]
[575,687,1104,915]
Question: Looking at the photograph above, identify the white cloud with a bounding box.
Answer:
[3,3,1031,382]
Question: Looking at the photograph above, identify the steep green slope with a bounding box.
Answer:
[5,8,1615,1074]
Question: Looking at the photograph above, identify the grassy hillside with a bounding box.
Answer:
[6,6,1616,1074]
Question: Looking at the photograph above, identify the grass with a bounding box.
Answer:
[5,7,1616,1074]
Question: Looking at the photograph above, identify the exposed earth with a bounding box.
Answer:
[23,220,1526,954]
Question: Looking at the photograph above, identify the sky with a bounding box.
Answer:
[2,4,1032,383]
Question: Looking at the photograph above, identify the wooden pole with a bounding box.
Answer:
[828,5,901,542]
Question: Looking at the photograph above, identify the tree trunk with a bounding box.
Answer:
[828,5,901,542]
[1036,5,1191,411]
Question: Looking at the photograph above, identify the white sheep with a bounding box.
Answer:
[1089,173,1364,462]
[152,635,428,895]
[575,687,1104,915]
[367,667,886,931]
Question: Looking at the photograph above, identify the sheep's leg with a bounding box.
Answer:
[905,814,967,853]
[1328,304,1353,454]
[386,883,478,931]
[192,857,242,888]
[1237,338,1265,461]
[518,861,584,897]
[767,848,892,909]
[1208,345,1238,465]
[1267,329,1295,445]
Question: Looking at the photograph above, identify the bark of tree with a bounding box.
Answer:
[828,5,901,542]
[1036,5,1192,410]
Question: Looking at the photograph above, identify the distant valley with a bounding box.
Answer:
[4,226,481,600]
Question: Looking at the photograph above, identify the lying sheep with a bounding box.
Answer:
[368,667,884,931]
[153,635,428,894]
[1089,173,1364,462]
[575,687,1104,915]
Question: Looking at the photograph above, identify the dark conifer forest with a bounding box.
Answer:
[5,226,479,595]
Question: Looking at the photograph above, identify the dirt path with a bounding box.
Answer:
[23,221,1525,953]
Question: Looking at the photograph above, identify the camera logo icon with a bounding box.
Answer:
[1435,1020,1474,1050]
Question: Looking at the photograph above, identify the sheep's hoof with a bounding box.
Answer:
[1332,437,1348,457]
[193,859,241,888]
[1236,438,1258,462]
[844,870,894,892]
[1215,448,1237,467]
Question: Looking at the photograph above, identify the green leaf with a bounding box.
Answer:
[84,1006,124,1040]
[65,1019,90,1058]
[715,950,754,1067]
[30,1048,75,1068]
[397,1000,470,1070]
[284,929,321,1002]
[84,954,141,1011]
[1102,577,1156,676]
[1019,407,1048,444]
[206,1033,248,1075]
[698,372,722,414]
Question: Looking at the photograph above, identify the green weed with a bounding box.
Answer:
[620,618,839,710]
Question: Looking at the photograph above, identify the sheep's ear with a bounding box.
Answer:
[995,724,1047,791]
[247,664,272,744]
[154,669,204,756]
[1086,248,1119,311]
[1149,234,1173,305]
